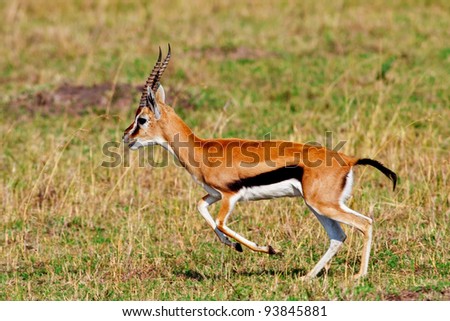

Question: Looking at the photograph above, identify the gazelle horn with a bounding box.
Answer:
[139,47,162,107]
[152,43,171,92]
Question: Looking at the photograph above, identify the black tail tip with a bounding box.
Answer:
[391,173,398,191]
[356,158,398,192]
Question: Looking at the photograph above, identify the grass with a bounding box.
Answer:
[1,0,449,300]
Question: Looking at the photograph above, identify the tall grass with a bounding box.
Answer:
[1,0,449,300]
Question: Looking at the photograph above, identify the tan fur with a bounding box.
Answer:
[126,105,356,196]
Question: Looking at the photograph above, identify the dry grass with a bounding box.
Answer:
[1,0,449,300]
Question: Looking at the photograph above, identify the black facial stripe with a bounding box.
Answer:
[227,166,304,192]
[131,123,140,136]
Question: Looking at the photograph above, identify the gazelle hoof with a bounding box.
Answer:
[234,243,243,252]
[352,273,367,281]
[268,245,282,256]
[300,275,313,282]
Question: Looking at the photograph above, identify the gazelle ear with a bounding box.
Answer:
[155,83,166,104]
[146,87,161,120]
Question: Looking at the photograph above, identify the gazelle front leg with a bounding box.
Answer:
[215,193,281,255]
[197,194,243,252]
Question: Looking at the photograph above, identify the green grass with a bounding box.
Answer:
[1,0,449,300]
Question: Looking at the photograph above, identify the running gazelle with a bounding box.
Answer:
[123,45,397,279]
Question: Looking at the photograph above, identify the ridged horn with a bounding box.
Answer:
[152,43,171,91]
[139,47,162,107]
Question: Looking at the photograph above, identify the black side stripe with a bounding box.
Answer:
[228,166,304,192]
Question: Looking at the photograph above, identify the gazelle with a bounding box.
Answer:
[123,45,397,279]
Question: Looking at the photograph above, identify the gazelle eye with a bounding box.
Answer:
[138,118,147,125]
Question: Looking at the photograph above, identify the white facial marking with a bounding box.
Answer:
[153,136,176,156]
[136,114,149,129]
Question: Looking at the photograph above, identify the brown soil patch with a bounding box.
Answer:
[9,83,140,116]
[385,286,450,301]
[7,82,196,116]
[385,290,421,301]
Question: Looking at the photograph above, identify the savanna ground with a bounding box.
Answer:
[1,0,449,300]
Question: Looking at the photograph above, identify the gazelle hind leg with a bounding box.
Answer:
[340,203,373,279]
[216,194,280,255]
[198,195,243,252]
[312,203,373,279]
[303,204,347,279]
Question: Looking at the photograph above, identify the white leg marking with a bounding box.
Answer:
[338,172,373,278]
[304,204,346,278]
[359,224,373,277]
[304,239,344,279]
[335,203,373,279]
[197,195,235,248]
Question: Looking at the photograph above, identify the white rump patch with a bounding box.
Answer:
[339,169,372,222]
[340,169,353,204]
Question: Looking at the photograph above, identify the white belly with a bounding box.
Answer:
[237,179,303,201]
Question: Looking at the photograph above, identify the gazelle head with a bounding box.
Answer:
[123,45,171,150]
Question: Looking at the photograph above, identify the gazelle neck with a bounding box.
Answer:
[159,108,203,177]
